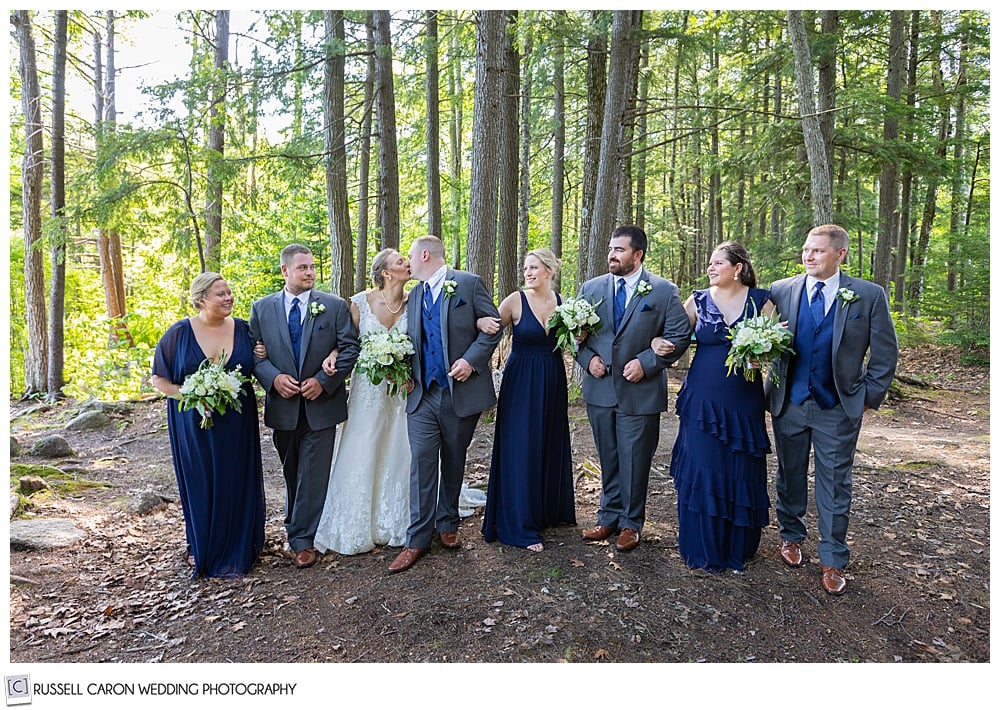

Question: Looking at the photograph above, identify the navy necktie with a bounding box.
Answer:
[423,283,434,313]
[810,281,826,325]
[614,278,627,332]
[288,297,302,363]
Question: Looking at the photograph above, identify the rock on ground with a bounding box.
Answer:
[28,435,75,458]
[9,518,86,551]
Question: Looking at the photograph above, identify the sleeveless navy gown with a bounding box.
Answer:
[483,292,576,547]
[153,318,265,578]
[670,288,771,571]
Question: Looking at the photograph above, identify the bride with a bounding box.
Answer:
[314,248,414,555]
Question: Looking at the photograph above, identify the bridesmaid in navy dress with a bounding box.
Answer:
[481,248,576,551]
[151,273,265,578]
[656,242,773,572]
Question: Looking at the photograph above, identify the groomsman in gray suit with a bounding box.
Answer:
[249,244,359,569]
[575,225,691,553]
[388,236,501,574]
[765,224,898,595]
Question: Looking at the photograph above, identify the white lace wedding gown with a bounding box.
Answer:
[314,292,410,555]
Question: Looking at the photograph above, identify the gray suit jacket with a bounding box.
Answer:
[764,271,898,425]
[249,289,359,431]
[406,269,502,418]
[574,268,691,415]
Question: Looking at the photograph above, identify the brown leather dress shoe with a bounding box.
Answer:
[439,531,461,549]
[779,540,804,567]
[388,547,427,574]
[615,528,640,552]
[581,524,618,541]
[293,548,318,569]
[821,566,847,595]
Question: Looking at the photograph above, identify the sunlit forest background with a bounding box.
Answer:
[8,9,990,401]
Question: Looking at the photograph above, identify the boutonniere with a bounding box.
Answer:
[308,301,326,319]
[442,280,458,298]
[837,288,858,308]
[636,280,653,297]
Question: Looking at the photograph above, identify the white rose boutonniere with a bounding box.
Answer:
[308,301,326,319]
[837,288,858,309]
[442,280,458,298]
[636,280,653,297]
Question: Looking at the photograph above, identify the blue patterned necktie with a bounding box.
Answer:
[614,277,627,332]
[810,281,826,325]
[288,297,302,363]
[423,282,434,313]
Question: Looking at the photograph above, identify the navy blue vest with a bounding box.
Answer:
[788,283,839,409]
[421,287,450,390]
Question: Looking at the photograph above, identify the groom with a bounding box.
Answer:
[765,224,898,595]
[575,225,690,552]
[388,235,501,574]
[249,243,359,569]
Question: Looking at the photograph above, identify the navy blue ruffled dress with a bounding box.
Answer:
[152,318,265,578]
[483,292,576,548]
[670,288,771,571]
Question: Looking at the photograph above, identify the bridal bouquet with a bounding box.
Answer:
[357,330,415,398]
[177,352,249,429]
[547,297,603,353]
[725,304,794,385]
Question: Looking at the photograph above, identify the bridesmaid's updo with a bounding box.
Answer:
[526,247,560,280]
[190,271,224,310]
[370,248,399,289]
[714,241,757,288]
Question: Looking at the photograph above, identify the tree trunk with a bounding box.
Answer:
[894,11,920,312]
[615,12,643,225]
[355,15,375,292]
[97,12,134,347]
[588,11,640,277]
[580,11,608,285]
[634,42,649,232]
[518,31,534,282]
[448,15,464,267]
[466,10,505,290]
[324,11,354,298]
[425,11,443,239]
[48,10,68,399]
[787,10,833,226]
[873,11,905,292]
[497,12,520,299]
[817,11,838,191]
[204,10,228,272]
[550,15,566,280]
[14,10,48,396]
[908,12,948,313]
[947,17,969,293]
[373,10,401,250]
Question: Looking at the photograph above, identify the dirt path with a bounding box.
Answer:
[7,346,989,683]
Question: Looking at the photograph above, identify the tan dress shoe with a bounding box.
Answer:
[615,528,640,552]
[581,524,618,541]
[779,541,804,567]
[439,531,461,549]
[293,548,318,569]
[388,547,427,574]
[821,566,847,595]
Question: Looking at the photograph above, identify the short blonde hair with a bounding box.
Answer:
[190,272,224,310]
[526,247,560,280]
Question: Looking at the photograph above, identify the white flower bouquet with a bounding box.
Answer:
[547,297,603,353]
[177,352,249,429]
[725,304,794,384]
[356,330,415,398]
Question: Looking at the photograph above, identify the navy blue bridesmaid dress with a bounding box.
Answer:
[152,318,265,578]
[483,292,576,548]
[670,288,771,571]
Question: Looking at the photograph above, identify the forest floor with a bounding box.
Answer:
[7,345,990,674]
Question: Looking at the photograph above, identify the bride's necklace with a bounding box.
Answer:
[379,288,404,314]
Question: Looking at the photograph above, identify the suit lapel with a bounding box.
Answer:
[832,271,851,351]
[618,268,647,333]
[299,293,318,364]
[440,269,453,360]
[785,275,806,334]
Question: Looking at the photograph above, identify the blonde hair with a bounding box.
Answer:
[190,272,224,310]
[526,247,560,280]
[371,248,399,288]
